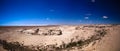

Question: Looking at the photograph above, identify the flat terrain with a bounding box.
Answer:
[0,25,120,51]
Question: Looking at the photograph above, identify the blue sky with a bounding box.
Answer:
[0,0,120,26]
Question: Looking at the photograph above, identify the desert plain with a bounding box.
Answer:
[0,24,120,51]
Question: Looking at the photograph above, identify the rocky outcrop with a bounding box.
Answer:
[0,25,119,51]
[38,29,62,35]
[48,29,62,35]
[22,29,36,34]
[0,29,107,51]
[17,28,62,36]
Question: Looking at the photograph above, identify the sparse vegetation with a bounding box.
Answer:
[0,25,110,51]
[55,29,107,50]
[0,40,33,51]
[95,29,107,37]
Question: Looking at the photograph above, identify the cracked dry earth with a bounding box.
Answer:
[0,25,120,51]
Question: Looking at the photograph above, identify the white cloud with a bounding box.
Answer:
[89,20,92,23]
[46,17,50,20]
[85,17,89,19]
[85,13,92,16]
[79,20,82,22]
[91,0,95,3]
[49,9,55,12]
[103,16,108,19]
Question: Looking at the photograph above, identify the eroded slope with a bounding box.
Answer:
[0,25,119,51]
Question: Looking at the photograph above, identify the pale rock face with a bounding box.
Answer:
[38,29,62,35]
[16,29,26,32]
[37,30,44,35]
[22,29,36,34]
[38,30,49,35]
[50,30,62,35]
[20,28,63,35]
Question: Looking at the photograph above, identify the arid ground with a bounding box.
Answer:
[0,24,120,51]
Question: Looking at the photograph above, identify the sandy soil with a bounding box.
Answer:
[0,24,120,51]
